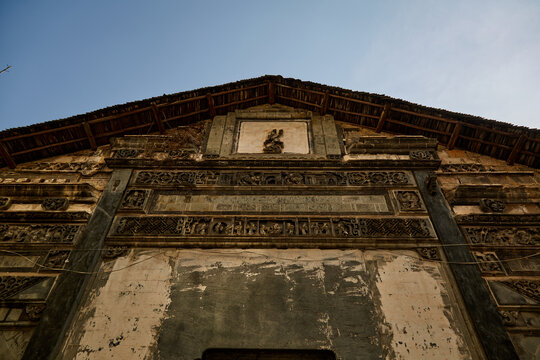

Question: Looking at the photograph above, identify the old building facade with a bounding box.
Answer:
[0,76,538,359]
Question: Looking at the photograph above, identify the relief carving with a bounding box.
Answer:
[501,280,540,302]
[395,191,423,211]
[409,150,434,160]
[0,224,81,244]
[417,247,441,260]
[263,129,284,153]
[41,198,69,211]
[462,227,540,246]
[113,149,140,158]
[44,250,70,269]
[0,276,43,300]
[25,304,46,321]
[473,252,504,273]
[479,199,506,213]
[121,190,148,210]
[102,246,129,260]
[113,216,433,238]
[440,164,491,173]
[499,310,519,327]
[18,162,106,176]
[134,170,412,187]
[0,197,11,210]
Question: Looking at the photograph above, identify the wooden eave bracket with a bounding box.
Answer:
[82,122,97,150]
[151,103,166,134]
[206,94,216,118]
[447,123,462,150]
[507,133,527,165]
[0,141,16,169]
[375,103,391,133]
[320,90,329,115]
[268,81,275,105]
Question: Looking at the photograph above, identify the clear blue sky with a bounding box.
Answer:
[1,0,539,130]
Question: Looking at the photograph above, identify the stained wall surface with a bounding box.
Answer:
[60,248,478,360]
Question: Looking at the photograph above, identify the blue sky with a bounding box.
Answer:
[1,0,539,130]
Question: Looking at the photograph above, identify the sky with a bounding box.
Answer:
[1,0,539,130]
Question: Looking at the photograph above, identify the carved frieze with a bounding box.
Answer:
[44,250,70,269]
[473,251,505,274]
[462,227,540,246]
[395,191,423,211]
[417,247,441,260]
[501,280,540,302]
[112,216,434,238]
[440,163,492,173]
[456,214,540,225]
[0,224,81,244]
[409,150,434,160]
[0,276,43,300]
[121,190,149,210]
[41,198,69,211]
[479,199,506,213]
[134,170,413,187]
[18,162,106,176]
[25,304,46,321]
[0,197,11,210]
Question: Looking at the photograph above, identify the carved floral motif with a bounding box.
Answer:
[102,246,129,260]
[499,310,519,327]
[0,224,81,244]
[409,150,434,160]
[113,149,140,158]
[417,247,441,260]
[41,198,69,211]
[113,216,433,238]
[18,162,106,176]
[440,164,492,173]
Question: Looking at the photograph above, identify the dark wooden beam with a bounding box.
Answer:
[320,91,329,115]
[206,93,216,118]
[447,123,462,150]
[375,103,391,133]
[507,134,527,165]
[82,122,97,150]
[268,81,275,105]
[0,141,16,169]
[151,104,166,134]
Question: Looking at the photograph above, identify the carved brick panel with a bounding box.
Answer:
[41,198,69,211]
[120,190,149,210]
[417,247,441,260]
[44,250,70,269]
[462,227,540,246]
[395,191,424,211]
[0,224,81,244]
[501,280,540,302]
[112,216,434,238]
[134,170,413,187]
[479,199,506,213]
[473,251,505,274]
[0,276,43,300]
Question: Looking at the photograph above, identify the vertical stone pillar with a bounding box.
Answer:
[414,170,518,360]
[22,169,132,360]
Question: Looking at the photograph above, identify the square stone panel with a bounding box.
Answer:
[236,121,309,154]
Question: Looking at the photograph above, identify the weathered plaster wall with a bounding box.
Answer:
[60,249,479,360]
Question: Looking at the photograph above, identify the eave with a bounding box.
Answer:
[0,75,538,168]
